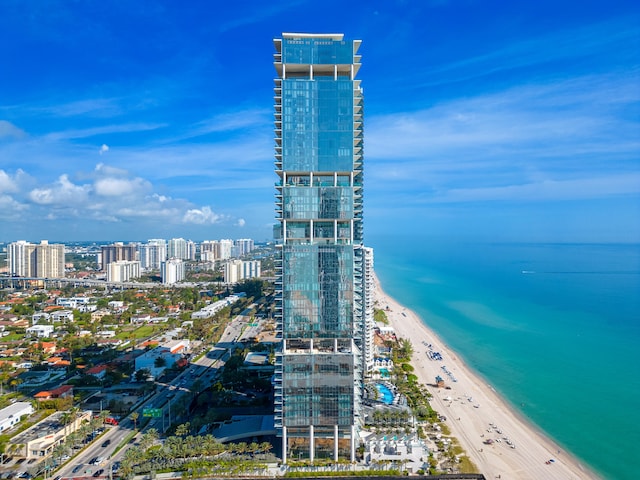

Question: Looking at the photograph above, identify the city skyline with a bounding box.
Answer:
[1,0,639,244]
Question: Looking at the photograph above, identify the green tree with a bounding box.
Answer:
[175,422,190,438]
[140,428,159,450]
[130,411,139,430]
[154,356,167,368]
[135,368,152,382]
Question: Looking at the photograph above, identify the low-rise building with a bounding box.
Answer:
[32,312,51,324]
[91,308,111,322]
[10,410,92,458]
[134,342,188,380]
[34,384,74,402]
[26,324,54,338]
[86,365,108,379]
[0,401,34,433]
[50,310,74,323]
[108,300,126,312]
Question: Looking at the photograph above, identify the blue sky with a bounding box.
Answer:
[0,0,638,243]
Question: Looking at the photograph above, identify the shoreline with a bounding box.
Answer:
[374,273,600,479]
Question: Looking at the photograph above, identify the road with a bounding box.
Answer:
[54,314,247,479]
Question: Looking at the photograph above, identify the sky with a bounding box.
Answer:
[0,0,638,244]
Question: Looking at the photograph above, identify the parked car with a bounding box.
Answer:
[92,469,104,477]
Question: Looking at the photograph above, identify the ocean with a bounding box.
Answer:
[370,237,640,480]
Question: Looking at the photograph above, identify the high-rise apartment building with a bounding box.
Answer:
[168,238,195,260]
[101,242,137,271]
[199,239,234,262]
[7,241,32,277]
[7,240,65,278]
[139,239,167,270]
[223,259,261,284]
[161,258,185,285]
[273,33,364,462]
[362,247,375,373]
[107,260,141,282]
[235,238,255,256]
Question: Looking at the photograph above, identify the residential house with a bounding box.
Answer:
[32,312,51,324]
[40,341,57,355]
[91,309,111,323]
[130,314,151,324]
[108,301,126,313]
[85,365,107,379]
[34,384,74,402]
[50,310,74,323]
[26,324,54,338]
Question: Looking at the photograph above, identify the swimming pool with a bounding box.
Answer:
[375,383,394,404]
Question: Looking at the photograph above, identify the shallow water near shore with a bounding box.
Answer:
[370,236,640,480]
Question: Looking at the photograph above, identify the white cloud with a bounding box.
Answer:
[0,120,26,139]
[365,71,640,205]
[194,109,270,134]
[183,206,224,225]
[116,206,181,218]
[433,173,640,204]
[94,163,128,177]
[0,169,21,193]
[94,177,151,197]
[99,144,109,155]
[28,174,91,205]
[0,194,28,219]
[44,98,124,118]
[44,122,166,141]
[236,218,246,227]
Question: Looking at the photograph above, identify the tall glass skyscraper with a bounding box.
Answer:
[273,33,365,463]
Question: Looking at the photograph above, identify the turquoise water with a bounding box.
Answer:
[370,237,640,480]
[376,383,394,404]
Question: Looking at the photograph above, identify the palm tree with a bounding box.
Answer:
[259,441,273,456]
[67,430,81,450]
[248,442,260,456]
[140,428,159,450]
[98,409,111,425]
[67,406,81,434]
[130,411,139,430]
[60,411,73,439]
[52,442,69,465]
[175,422,190,438]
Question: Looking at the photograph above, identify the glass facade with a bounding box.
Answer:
[274,33,364,463]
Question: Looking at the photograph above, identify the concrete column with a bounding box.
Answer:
[351,425,356,462]
[282,426,287,464]
[309,425,315,462]
[334,425,339,461]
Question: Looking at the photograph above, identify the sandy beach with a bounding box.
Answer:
[375,274,599,480]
